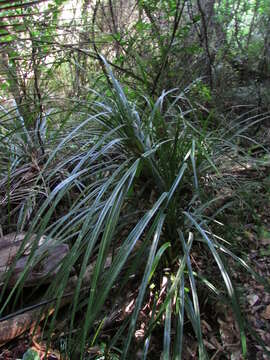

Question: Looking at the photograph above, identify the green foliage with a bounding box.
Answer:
[22,349,40,360]
[1,64,268,358]
[0,0,270,358]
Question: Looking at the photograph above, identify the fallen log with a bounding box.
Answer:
[0,274,78,347]
[0,237,142,347]
[0,232,71,345]
[0,232,69,286]
[0,256,112,347]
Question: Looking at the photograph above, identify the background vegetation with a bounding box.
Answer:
[0,0,270,358]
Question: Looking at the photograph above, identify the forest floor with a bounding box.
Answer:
[0,159,270,360]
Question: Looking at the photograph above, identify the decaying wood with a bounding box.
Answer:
[0,274,78,347]
[0,232,43,267]
[0,302,55,348]
[0,232,69,286]
[0,237,141,347]
[0,255,112,347]
[0,278,135,350]
[0,232,70,346]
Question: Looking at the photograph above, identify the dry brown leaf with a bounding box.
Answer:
[261,304,270,320]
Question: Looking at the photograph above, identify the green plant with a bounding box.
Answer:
[0,0,270,357]
[1,61,269,359]
[22,349,40,360]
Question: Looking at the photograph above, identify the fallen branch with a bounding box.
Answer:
[0,255,112,347]
[0,274,79,347]
[0,232,69,287]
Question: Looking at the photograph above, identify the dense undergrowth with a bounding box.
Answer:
[1,60,270,358]
[1,0,270,358]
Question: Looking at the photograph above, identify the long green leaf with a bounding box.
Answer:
[184,212,247,356]
[121,212,166,358]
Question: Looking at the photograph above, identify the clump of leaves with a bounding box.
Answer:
[1,61,269,359]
